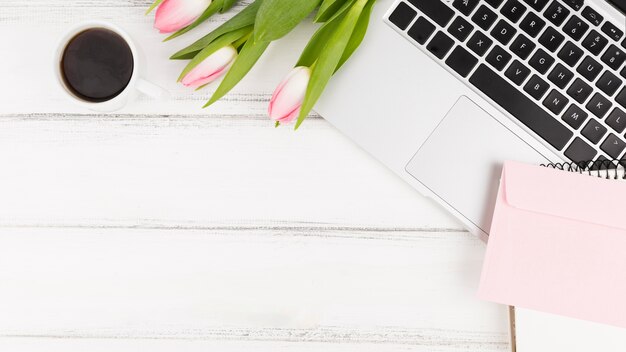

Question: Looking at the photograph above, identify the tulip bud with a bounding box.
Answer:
[268,66,311,124]
[154,0,212,34]
[181,45,238,88]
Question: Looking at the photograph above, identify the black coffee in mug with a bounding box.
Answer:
[61,28,134,102]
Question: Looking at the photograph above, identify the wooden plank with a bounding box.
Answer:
[0,1,316,116]
[0,336,508,352]
[0,114,461,229]
[0,0,252,24]
[0,0,252,10]
[0,227,508,350]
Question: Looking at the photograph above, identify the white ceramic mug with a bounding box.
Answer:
[54,20,168,112]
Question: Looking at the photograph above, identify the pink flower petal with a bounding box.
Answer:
[154,0,211,33]
[183,64,230,88]
[268,67,311,123]
[181,46,238,88]
[276,105,301,124]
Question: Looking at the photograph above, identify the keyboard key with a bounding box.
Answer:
[472,5,498,30]
[486,45,512,70]
[491,20,516,45]
[582,119,608,143]
[582,30,608,55]
[544,1,570,26]
[467,31,493,56]
[586,93,612,118]
[408,17,436,44]
[500,0,527,23]
[469,64,573,150]
[519,12,545,37]
[566,78,593,103]
[510,34,535,59]
[453,0,480,16]
[543,89,569,114]
[524,74,550,99]
[539,26,565,52]
[564,137,597,162]
[563,0,584,11]
[505,59,531,85]
[389,2,417,30]
[445,46,479,77]
[427,31,455,59]
[622,66,626,79]
[576,56,602,81]
[616,88,626,108]
[595,71,622,96]
[522,0,549,12]
[601,21,623,42]
[558,41,584,66]
[606,107,626,133]
[562,104,588,129]
[408,0,455,27]
[448,17,474,41]
[562,15,589,41]
[548,63,574,88]
[581,6,603,26]
[600,45,626,71]
[600,134,626,158]
[485,0,505,8]
[529,48,555,74]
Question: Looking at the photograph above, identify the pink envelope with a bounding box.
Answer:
[478,160,626,328]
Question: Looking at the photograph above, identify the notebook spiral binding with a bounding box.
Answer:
[541,159,626,179]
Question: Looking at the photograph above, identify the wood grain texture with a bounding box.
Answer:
[0,1,508,351]
[0,337,507,352]
[0,113,460,229]
[0,227,507,350]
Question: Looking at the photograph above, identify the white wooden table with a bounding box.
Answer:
[0,1,510,351]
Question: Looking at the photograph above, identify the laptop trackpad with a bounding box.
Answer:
[405,96,548,235]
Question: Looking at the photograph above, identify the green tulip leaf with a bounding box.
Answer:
[145,0,164,15]
[254,0,321,42]
[164,0,224,42]
[295,0,368,129]
[222,0,240,11]
[204,39,271,107]
[297,0,354,67]
[170,0,262,60]
[314,0,349,22]
[177,26,253,82]
[335,0,374,71]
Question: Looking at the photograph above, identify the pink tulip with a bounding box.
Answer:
[181,45,238,88]
[268,66,311,124]
[154,0,212,33]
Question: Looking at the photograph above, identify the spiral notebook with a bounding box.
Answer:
[478,160,626,351]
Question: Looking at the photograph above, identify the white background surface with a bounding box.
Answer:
[0,1,510,350]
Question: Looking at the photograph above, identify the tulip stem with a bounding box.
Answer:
[145,0,164,15]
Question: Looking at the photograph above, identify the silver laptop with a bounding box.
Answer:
[315,0,626,239]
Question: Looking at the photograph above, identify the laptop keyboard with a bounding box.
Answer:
[386,0,626,164]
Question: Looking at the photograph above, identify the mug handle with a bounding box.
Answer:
[136,78,170,99]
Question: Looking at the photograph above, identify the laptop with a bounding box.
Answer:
[315,0,626,239]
